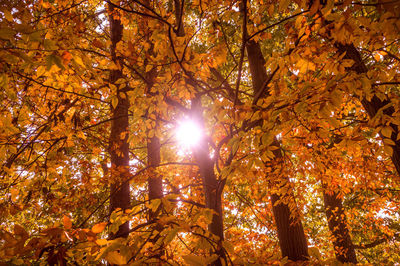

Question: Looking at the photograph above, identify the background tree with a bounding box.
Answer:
[1,0,400,265]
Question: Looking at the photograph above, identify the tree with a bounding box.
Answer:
[1,0,400,265]
[108,0,131,240]
[245,37,309,261]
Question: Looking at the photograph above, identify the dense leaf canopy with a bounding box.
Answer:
[1,0,400,264]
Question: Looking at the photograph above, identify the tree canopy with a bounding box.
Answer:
[1,0,400,264]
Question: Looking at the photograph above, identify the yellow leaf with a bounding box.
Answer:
[145,64,153,73]
[381,126,392,138]
[379,50,387,56]
[106,251,127,265]
[63,215,72,230]
[111,97,118,109]
[92,222,107,234]
[41,1,51,8]
[383,138,395,146]
[77,131,86,140]
[149,199,162,212]
[11,258,24,265]
[36,66,46,77]
[96,238,108,245]
[74,55,85,67]
[384,145,393,157]
[308,247,321,260]
[183,254,205,266]
[4,10,13,22]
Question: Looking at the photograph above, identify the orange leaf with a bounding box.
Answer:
[374,53,382,61]
[63,215,72,230]
[92,222,107,234]
[62,51,72,65]
[96,238,108,245]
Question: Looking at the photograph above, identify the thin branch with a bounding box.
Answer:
[32,0,86,24]
[15,72,106,103]
[373,82,400,86]
[247,10,309,42]
[76,166,150,227]
[168,198,205,208]
[106,0,174,31]
[354,233,399,249]
[164,96,190,113]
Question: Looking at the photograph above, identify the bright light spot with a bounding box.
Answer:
[176,119,202,148]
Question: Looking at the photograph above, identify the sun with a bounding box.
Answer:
[175,119,202,148]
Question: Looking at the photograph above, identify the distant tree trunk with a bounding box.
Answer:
[270,192,309,261]
[108,2,130,239]
[246,39,309,261]
[141,0,168,258]
[323,189,357,263]
[336,43,400,175]
[319,137,357,262]
[147,136,163,210]
[174,0,185,37]
[147,135,164,258]
[331,42,400,262]
[139,0,164,218]
[191,97,225,266]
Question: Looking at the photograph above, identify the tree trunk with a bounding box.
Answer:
[323,189,357,263]
[173,0,185,37]
[246,39,309,261]
[108,3,130,239]
[322,41,400,264]
[336,43,400,174]
[148,136,163,208]
[147,135,164,259]
[191,98,225,266]
[270,193,309,261]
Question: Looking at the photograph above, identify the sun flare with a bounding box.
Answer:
[175,119,202,148]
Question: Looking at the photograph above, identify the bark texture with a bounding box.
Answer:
[270,193,309,261]
[191,98,225,266]
[108,3,130,239]
[246,39,309,261]
[174,0,185,37]
[147,135,164,260]
[148,136,163,203]
[323,190,357,263]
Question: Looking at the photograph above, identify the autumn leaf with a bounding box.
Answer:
[96,238,108,245]
[382,126,392,138]
[105,251,127,265]
[0,27,15,40]
[92,222,107,234]
[62,51,73,65]
[92,39,104,49]
[182,254,205,266]
[63,215,72,230]
[1,1,400,265]
[14,225,28,240]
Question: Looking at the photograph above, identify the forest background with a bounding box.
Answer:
[1,0,400,264]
